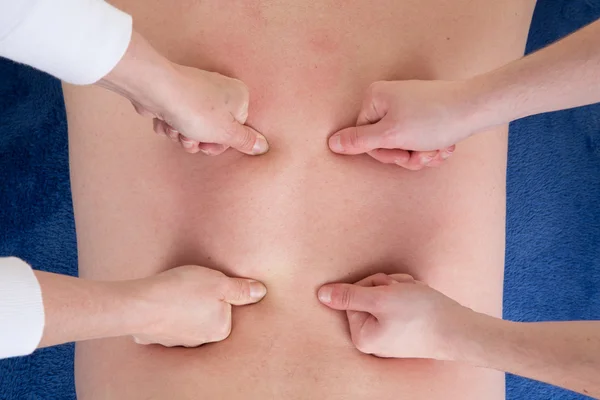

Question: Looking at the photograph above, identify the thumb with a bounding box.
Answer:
[223,122,269,156]
[221,278,267,305]
[318,284,380,313]
[328,121,390,155]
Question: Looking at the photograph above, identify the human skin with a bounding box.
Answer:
[98,29,269,156]
[64,0,536,398]
[319,273,600,398]
[328,18,600,159]
[35,266,266,349]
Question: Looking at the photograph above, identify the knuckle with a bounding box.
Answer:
[341,127,363,149]
[231,128,255,151]
[335,286,353,308]
[231,279,248,302]
[214,315,232,341]
[373,272,389,282]
[353,333,373,354]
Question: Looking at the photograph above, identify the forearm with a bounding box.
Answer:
[36,271,145,348]
[96,30,177,110]
[468,18,600,127]
[455,314,600,398]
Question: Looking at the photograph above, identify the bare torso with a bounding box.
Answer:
[64,1,536,398]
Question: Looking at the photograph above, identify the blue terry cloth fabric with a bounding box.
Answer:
[0,0,599,399]
[504,1,600,399]
[0,62,77,398]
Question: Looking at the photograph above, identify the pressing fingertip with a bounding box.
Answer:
[180,138,194,149]
[252,134,269,155]
[329,134,344,153]
[318,286,332,304]
[249,280,267,300]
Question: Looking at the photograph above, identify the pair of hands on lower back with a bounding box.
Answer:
[135,265,473,362]
[106,33,479,170]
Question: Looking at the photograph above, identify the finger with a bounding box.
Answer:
[425,151,445,168]
[133,336,152,345]
[351,313,381,355]
[318,283,381,313]
[356,81,390,125]
[347,310,371,333]
[440,145,456,160]
[328,120,392,155]
[223,122,269,155]
[367,148,411,166]
[132,102,155,118]
[388,273,416,283]
[229,80,251,124]
[160,121,180,142]
[220,278,267,305]
[179,135,201,154]
[354,273,398,287]
[181,342,203,348]
[395,150,438,171]
[197,143,229,156]
[152,118,168,137]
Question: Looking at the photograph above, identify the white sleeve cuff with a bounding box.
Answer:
[0,257,45,359]
[0,0,132,85]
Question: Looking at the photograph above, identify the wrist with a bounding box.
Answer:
[97,30,178,109]
[461,72,518,134]
[112,278,159,337]
[446,309,513,367]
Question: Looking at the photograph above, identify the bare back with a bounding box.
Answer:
[65,1,536,398]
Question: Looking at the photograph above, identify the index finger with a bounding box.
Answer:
[354,273,398,287]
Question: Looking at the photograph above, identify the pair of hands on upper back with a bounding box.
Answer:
[126,63,483,169]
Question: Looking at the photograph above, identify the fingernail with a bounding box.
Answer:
[181,140,194,149]
[252,134,269,155]
[199,149,211,156]
[441,152,450,160]
[249,280,267,299]
[422,156,433,164]
[330,134,344,153]
[318,287,332,303]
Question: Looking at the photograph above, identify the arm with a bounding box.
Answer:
[0,257,266,359]
[328,17,600,162]
[0,0,268,155]
[318,273,600,398]
[456,316,600,398]
[473,18,600,126]
[34,270,144,348]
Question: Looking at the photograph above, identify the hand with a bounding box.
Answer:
[131,265,267,348]
[98,31,269,156]
[328,80,485,170]
[317,273,475,360]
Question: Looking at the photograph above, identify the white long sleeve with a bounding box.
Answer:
[0,257,44,359]
[0,0,132,84]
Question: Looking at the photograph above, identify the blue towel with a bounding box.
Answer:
[1,0,599,398]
